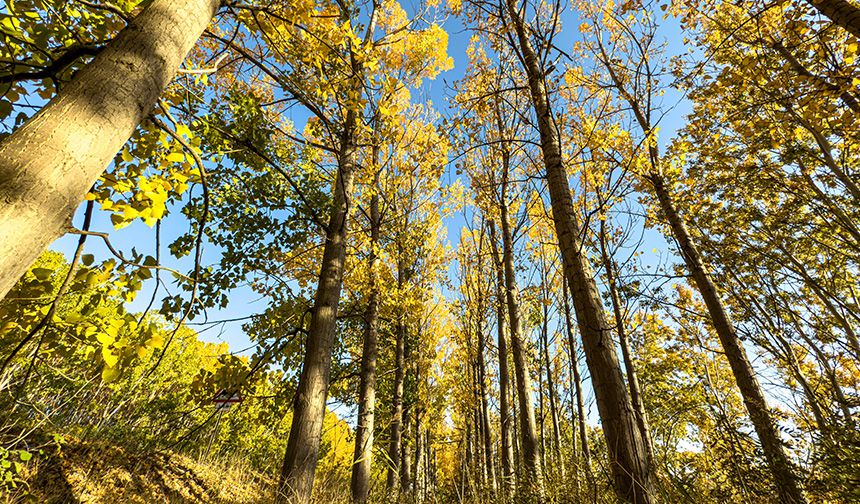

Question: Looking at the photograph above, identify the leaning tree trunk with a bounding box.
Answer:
[502,1,654,502]
[277,110,358,503]
[0,0,220,301]
[649,175,807,504]
[805,0,860,40]
[597,36,807,502]
[350,168,381,503]
[489,220,516,498]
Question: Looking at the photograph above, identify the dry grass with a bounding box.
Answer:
[5,439,275,503]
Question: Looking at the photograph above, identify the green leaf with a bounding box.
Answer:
[31,268,53,281]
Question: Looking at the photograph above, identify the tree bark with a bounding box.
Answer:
[649,175,807,504]
[0,0,220,301]
[805,0,860,40]
[489,220,516,498]
[278,113,358,503]
[350,162,381,503]
[502,1,654,501]
[499,179,544,499]
[598,218,654,456]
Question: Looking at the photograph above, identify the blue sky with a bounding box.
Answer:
[44,3,703,426]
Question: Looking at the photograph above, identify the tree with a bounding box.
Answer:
[498,0,656,501]
[0,0,220,300]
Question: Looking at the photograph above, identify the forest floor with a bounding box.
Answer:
[5,437,273,503]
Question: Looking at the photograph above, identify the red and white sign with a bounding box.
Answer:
[213,389,243,410]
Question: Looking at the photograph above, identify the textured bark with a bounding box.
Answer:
[278,117,358,503]
[350,169,380,502]
[649,175,807,504]
[477,309,497,490]
[562,280,593,479]
[503,1,654,501]
[386,259,407,492]
[806,0,860,40]
[598,219,654,456]
[598,34,806,501]
[539,263,564,476]
[488,221,516,498]
[500,182,544,499]
[0,0,219,301]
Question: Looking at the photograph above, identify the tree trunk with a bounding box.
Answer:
[649,175,807,504]
[563,279,593,482]
[488,220,516,498]
[598,34,806,502]
[278,111,359,503]
[502,1,654,502]
[806,0,860,40]
[350,167,381,503]
[598,218,654,456]
[478,309,498,490]
[539,260,564,476]
[0,0,220,301]
[386,259,407,492]
[500,185,544,499]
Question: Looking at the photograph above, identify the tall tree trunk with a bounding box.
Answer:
[478,312,498,490]
[805,0,860,40]
[278,125,357,503]
[540,259,564,476]
[350,163,381,503]
[597,217,653,455]
[563,279,593,483]
[0,0,220,301]
[598,35,806,502]
[387,258,408,492]
[489,220,516,498]
[500,184,544,498]
[649,175,807,504]
[502,1,654,501]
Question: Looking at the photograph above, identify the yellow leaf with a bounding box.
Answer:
[102,347,118,368]
[102,366,120,382]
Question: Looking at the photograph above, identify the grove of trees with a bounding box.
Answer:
[0,0,858,502]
